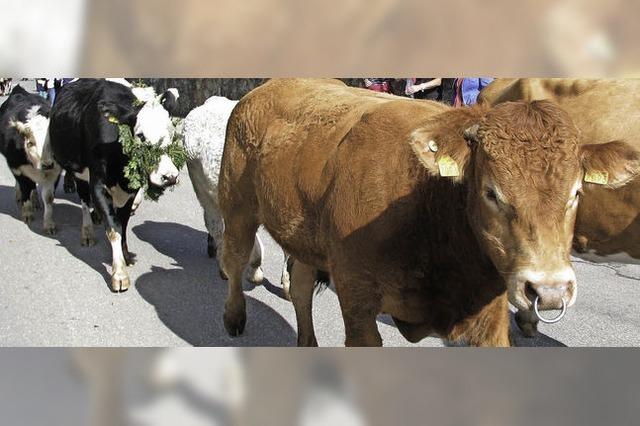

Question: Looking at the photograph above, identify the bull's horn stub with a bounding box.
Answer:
[584,169,609,185]
[437,155,460,177]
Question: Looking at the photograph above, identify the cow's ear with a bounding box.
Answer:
[159,88,179,115]
[97,101,120,144]
[580,141,640,188]
[409,126,473,183]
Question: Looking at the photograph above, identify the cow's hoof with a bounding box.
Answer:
[246,266,264,284]
[111,274,130,292]
[515,310,539,338]
[81,227,95,246]
[207,235,217,258]
[90,209,102,225]
[124,251,137,266]
[224,309,246,337]
[21,202,34,225]
[281,272,291,301]
[44,222,57,236]
[219,268,228,281]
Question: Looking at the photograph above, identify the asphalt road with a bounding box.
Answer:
[0,81,638,347]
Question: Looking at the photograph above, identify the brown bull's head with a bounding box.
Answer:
[411,100,640,314]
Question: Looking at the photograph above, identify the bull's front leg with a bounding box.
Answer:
[115,197,136,266]
[91,181,130,292]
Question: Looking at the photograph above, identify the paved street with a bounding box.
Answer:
[0,81,638,347]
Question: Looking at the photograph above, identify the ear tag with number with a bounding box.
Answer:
[584,169,608,185]
[437,155,460,177]
[107,115,119,124]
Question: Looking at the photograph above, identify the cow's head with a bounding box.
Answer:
[10,105,50,169]
[411,100,640,314]
[100,86,181,188]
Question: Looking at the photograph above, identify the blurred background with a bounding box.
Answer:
[1,348,638,426]
[2,0,640,76]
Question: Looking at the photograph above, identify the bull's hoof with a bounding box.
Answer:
[223,309,246,337]
[21,202,34,225]
[81,227,95,246]
[246,266,264,284]
[207,234,217,258]
[43,222,57,236]
[515,310,539,338]
[111,274,130,292]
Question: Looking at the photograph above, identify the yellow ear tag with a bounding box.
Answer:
[437,155,460,177]
[107,115,119,124]
[584,169,608,185]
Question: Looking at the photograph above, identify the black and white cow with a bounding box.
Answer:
[49,79,180,292]
[0,85,60,230]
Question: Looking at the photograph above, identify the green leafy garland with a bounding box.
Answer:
[119,120,187,201]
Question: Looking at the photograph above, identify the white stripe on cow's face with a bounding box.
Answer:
[12,106,50,169]
[134,100,173,146]
[149,154,179,188]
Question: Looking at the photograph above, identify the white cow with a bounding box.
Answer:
[183,96,291,294]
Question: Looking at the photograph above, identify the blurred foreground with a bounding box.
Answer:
[2,0,640,76]
[0,348,637,425]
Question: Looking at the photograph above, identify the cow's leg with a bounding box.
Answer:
[115,198,135,266]
[451,293,511,347]
[130,188,143,215]
[92,182,129,292]
[289,260,318,346]
[332,268,383,347]
[40,169,59,235]
[15,175,35,225]
[63,170,76,193]
[281,252,294,300]
[204,208,224,258]
[515,309,539,338]
[75,179,96,246]
[246,234,264,284]
[30,187,41,210]
[14,181,21,205]
[221,215,259,337]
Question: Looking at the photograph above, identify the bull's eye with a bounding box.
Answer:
[27,141,36,148]
[485,188,498,203]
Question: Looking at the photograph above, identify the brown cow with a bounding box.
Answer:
[479,78,640,336]
[218,78,639,347]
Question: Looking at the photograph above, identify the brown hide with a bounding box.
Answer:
[219,79,588,346]
[480,78,640,260]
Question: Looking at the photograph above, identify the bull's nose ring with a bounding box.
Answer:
[533,296,567,324]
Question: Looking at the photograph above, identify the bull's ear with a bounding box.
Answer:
[580,141,640,188]
[409,127,473,183]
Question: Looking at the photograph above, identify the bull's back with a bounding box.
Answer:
[221,78,446,266]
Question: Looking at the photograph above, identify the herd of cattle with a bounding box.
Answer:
[0,78,638,347]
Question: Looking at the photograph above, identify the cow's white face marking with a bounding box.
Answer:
[135,100,174,147]
[149,154,180,187]
[12,106,50,169]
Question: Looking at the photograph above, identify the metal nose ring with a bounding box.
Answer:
[533,296,567,324]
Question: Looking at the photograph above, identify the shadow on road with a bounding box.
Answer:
[0,184,114,290]
[132,220,297,346]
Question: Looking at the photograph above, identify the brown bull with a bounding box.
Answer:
[479,78,640,335]
[219,78,639,347]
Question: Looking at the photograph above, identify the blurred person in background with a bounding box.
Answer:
[453,77,494,106]
[363,78,392,93]
[36,78,48,98]
[404,78,442,100]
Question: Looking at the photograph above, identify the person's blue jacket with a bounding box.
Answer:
[461,78,494,105]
